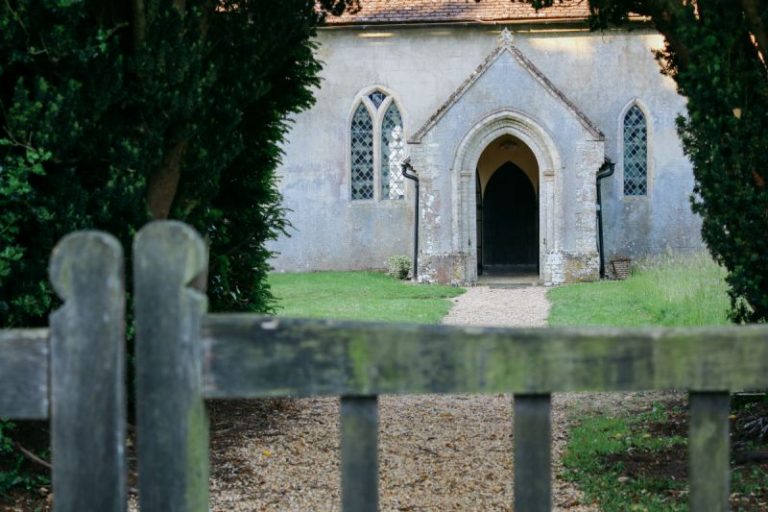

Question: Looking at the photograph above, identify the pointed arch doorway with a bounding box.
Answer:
[452,110,563,285]
[475,135,539,275]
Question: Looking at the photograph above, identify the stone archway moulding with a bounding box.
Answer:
[451,109,563,284]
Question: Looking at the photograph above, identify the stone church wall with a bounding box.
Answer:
[269,24,702,283]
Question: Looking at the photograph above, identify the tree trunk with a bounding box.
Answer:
[147,139,188,220]
[740,0,768,71]
[132,0,146,47]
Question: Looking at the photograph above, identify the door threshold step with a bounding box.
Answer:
[486,282,541,289]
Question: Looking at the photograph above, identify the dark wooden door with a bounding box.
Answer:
[482,162,538,269]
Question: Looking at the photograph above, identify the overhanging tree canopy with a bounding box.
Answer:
[0,0,351,325]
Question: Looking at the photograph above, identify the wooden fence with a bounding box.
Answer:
[1,221,767,511]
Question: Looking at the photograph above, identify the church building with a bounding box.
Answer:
[269,0,702,285]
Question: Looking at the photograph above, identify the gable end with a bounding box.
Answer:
[410,29,605,144]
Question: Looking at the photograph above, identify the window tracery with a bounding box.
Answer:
[368,91,386,109]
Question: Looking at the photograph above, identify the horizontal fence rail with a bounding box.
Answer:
[201,315,768,397]
[0,329,49,419]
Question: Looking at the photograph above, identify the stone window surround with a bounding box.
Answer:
[347,86,408,202]
[618,98,653,199]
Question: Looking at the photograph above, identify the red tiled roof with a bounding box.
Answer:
[325,0,591,26]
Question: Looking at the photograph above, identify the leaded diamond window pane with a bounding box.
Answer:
[623,105,648,196]
[351,104,374,200]
[368,90,386,109]
[381,103,405,200]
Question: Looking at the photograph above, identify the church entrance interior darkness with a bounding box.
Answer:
[476,161,538,275]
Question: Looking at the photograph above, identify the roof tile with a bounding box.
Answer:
[325,0,590,25]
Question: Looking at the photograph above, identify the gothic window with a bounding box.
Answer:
[350,89,405,200]
[623,104,648,196]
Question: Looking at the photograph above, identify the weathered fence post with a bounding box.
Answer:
[134,221,209,512]
[49,231,126,512]
[689,391,730,512]
[514,393,552,512]
[341,395,379,511]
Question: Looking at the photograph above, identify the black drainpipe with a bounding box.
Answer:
[596,159,615,279]
[401,158,419,281]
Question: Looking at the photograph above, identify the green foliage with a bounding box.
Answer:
[0,420,49,496]
[385,255,411,280]
[669,9,768,324]
[269,271,464,323]
[0,1,343,495]
[0,1,341,327]
[548,252,730,327]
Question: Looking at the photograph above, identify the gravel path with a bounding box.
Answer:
[441,285,550,328]
[149,286,666,511]
[440,286,596,512]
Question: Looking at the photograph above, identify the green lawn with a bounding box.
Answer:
[549,253,767,511]
[548,252,730,327]
[269,271,464,324]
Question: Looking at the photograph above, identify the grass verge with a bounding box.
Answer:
[548,252,730,327]
[269,271,464,323]
[549,252,767,510]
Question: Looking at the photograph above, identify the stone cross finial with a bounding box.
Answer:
[499,28,514,48]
